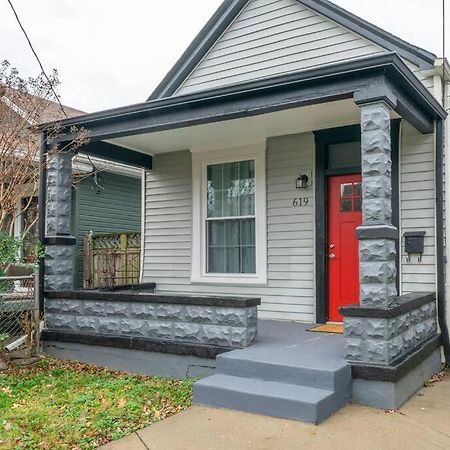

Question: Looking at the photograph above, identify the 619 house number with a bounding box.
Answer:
[293,197,310,207]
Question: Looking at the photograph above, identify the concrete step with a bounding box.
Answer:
[194,374,345,424]
[216,352,351,391]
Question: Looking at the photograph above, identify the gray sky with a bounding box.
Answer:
[0,0,447,113]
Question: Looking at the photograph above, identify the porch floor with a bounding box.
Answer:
[237,320,346,369]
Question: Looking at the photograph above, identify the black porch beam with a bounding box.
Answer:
[77,141,153,169]
[44,53,445,146]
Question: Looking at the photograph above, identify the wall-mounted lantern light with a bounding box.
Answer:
[296,174,309,189]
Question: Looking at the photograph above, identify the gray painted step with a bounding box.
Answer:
[194,374,345,424]
[193,321,352,423]
[216,352,351,391]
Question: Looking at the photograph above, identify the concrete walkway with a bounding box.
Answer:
[102,371,450,450]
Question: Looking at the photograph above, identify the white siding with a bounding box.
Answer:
[143,125,440,322]
[400,122,437,294]
[143,151,192,283]
[143,133,316,322]
[176,0,384,96]
[404,60,435,94]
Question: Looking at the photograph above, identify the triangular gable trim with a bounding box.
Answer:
[148,0,436,100]
[149,0,248,100]
[301,0,436,69]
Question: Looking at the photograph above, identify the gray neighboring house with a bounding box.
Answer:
[40,0,450,423]
[2,94,142,286]
[70,157,142,288]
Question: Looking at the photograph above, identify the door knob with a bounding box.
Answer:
[328,253,336,260]
[329,244,336,249]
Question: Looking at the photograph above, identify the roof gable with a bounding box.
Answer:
[151,0,437,100]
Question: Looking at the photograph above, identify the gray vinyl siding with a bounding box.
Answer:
[399,122,437,294]
[143,133,315,322]
[176,0,383,96]
[73,172,142,288]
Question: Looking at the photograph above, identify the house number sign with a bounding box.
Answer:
[293,197,311,207]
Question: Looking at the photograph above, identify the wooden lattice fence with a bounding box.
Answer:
[83,232,141,288]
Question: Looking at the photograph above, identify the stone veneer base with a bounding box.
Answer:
[45,291,260,355]
[341,293,438,366]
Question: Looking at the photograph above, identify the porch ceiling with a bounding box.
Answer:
[107,99,388,155]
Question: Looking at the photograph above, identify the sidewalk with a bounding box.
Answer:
[102,371,450,450]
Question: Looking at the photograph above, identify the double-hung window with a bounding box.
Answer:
[191,144,267,285]
[206,160,256,274]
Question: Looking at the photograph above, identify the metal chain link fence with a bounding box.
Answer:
[0,273,38,353]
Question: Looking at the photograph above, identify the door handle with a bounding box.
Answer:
[328,253,336,260]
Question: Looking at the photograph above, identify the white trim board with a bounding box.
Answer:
[191,143,267,285]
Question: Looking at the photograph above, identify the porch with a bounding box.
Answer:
[39,53,446,422]
[44,307,441,424]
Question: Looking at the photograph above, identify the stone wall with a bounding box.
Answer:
[45,294,259,350]
[344,300,437,365]
[341,293,438,366]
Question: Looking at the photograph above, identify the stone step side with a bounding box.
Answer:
[194,374,345,424]
[216,352,351,392]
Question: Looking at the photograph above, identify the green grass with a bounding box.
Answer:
[0,357,194,449]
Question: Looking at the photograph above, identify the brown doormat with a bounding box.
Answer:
[308,323,344,334]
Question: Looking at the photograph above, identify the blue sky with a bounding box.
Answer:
[0,0,447,112]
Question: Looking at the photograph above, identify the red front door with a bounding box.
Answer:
[327,174,363,322]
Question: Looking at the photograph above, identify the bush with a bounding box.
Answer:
[0,232,23,273]
[0,232,42,273]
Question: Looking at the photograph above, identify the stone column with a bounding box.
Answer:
[342,99,402,366]
[340,87,440,411]
[45,151,76,291]
[356,101,398,309]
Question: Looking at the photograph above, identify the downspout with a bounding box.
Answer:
[436,119,450,363]
[37,132,47,316]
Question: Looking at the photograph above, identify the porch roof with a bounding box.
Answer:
[42,53,446,166]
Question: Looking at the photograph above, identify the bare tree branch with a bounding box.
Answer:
[0,60,90,253]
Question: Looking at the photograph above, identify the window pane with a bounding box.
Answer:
[225,247,240,273]
[207,160,255,218]
[242,247,256,274]
[208,220,224,246]
[239,160,255,216]
[208,248,225,273]
[207,219,256,274]
[341,198,352,212]
[207,164,223,218]
[241,217,256,246]
[225,220,240,246]
[341,183,353,198]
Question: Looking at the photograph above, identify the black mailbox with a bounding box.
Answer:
[404,231,426,262]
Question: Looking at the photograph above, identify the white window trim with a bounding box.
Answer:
[191,143,267,285]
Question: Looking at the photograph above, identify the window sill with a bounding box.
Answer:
[190,276,268,287]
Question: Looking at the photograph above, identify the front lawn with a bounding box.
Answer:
[0,357,194,449]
